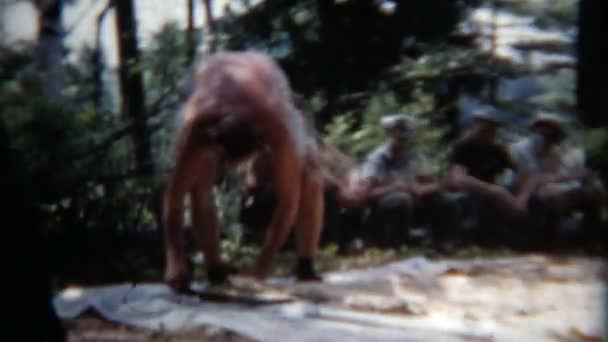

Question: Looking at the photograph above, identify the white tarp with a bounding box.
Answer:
[54,255,607,341]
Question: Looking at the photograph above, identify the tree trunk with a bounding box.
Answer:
[577,0,608,127]
[115,0,153,174]
[186,0,196,61]
[202,0,215,31]
[202,0,216,52]
[35,0,64,101]
[92,1,113,115]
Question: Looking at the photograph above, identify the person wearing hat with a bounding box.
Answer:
[444,105,517,244]
[335,114,436,247]
[447,105,514,184]
[510,114,573,178]
[359,114,418,187]
[509,113,606,241]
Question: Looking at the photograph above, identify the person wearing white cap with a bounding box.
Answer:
[336,114,437,247]
[358,114,417,184]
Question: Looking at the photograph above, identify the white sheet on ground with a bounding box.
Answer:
[54,255,607,342]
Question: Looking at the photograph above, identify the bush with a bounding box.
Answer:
[324,89,448,178]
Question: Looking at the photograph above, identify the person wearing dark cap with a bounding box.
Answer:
[444,105,516,244]
[509,114,606,242]
[336,114,434,247]
[510,114,573,177]
[447,105,514,184]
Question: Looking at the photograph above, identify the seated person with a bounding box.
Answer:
[509,114,606,237]
[336,114,437,247]
[444,105,517,243]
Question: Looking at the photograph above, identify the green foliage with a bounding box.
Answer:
[214,174,245,237]
[141,22,190,98]
[3,72,92,196]
[324,92,393,160]
[219,231,259,271]
[497,0,578,28]
[0,44,34,81]
[584,128,608,174]
[1,45,160,236]
[530,70,576,112]
[211,0,480,98]
[1,24,198,242]
[138,23,196,172]
[397,45,487,79]
[324,89,448,177]
[323,42,492,174]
